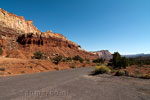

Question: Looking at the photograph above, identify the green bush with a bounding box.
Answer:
[6,55,9,58]
[115,70,129,76]
[0,43,2,47]
[96,63,102,66]
[0,67,5,71]
[86,59,90,64]
[115,70,150,79]
[142,74,150,79]
[93,65,112,75]
[32,51,44,59]
[0,47,3,55]
[124,70,129,76]
[115,70,126,76]
[53,55,62,64]
[82,64,86,67]
[55,67,59,70]
[93,58,105,64]
[128,57,150,66]
[70,64,76,68]
[109,52,128,69]
[62,58,67,62]
[62,57,72,62]
[130,70,145,78]
[130,73,150,79]
[73,55,83,63]
[66,57,72,61]
[21,71,25,73]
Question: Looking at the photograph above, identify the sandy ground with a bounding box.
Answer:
[0,57,94,76]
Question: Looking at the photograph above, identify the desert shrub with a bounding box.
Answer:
[82,64,86,67]
[128,57,150,66]
[124,70,129,76]
[62,57,72,62]
[130,70,145,78]
[134,70,142,75]
[70,65,76,68]
[142,74,150,79]
[73,60,77,64]
[6,55,9,58]
[66,57,72,61]
[0,67,5,71]
[0,43,2,47]
[79,59,84,63]
[32,51,44,59]
[85,59,90,64]
[93,58,105,64]
[62,58,67,62]
[55,67,59,70]
[53,55,62,64]
[0,47,3,55]
[86,61,90,64]
[109,52,128,69]
[21,71,25,73]
[130,72,150,79]
[0,72,4,75]
[115,70,129,76]
[73,55,83,63]
[93,65,112,75]
[96,63,102,66]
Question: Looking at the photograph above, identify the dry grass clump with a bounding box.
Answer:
[93,65,112,75]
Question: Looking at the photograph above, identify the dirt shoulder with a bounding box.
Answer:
[0,57,95,77]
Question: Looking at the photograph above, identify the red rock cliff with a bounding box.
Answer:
[0,8,40,34]
[0,8,97,59]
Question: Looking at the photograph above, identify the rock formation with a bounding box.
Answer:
[0,8,97,59]
[92,50,112,60]
[0,8,40,34]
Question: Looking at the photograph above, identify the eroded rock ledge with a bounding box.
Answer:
[17,33,77,49]
[0,8,78,45]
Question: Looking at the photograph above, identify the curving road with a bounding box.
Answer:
[0,67,150,100]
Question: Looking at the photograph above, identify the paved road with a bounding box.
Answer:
[0,67,150,100]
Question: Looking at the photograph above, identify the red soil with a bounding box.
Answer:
[0,57,96,77]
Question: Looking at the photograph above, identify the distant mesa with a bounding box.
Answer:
[122,53,150,58]
[91,50,112,60]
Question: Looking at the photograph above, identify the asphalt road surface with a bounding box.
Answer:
[0,67,150,100]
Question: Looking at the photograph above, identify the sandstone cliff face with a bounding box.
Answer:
[41,31,78,47]
[0,8,78,47]
[0,8,40,34]
[92,50,112,60]
[0,8,97,59]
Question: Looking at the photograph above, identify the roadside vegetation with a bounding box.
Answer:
[128,57,150,66]
[0,47,3,55]
[108,52,128,69]
[93,65,112,75]
[51,55,85,65]
[52,55,63,64]
[92,52,150,79]
[115,70,129,76]
[0,43,3,55]
[114,69,150,79]
[93,58,105,64]
[32,53,89,67]
[73,55,84,63]
[32,51,45,59]
[0,67,5,71]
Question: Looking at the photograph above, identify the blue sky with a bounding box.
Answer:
[0,0,150,54]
